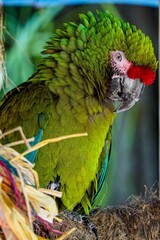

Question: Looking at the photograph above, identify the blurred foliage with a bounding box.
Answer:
[1,3,158,205]
[3,6,63,95]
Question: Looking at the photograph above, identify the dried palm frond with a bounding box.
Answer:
[0,127,85,239]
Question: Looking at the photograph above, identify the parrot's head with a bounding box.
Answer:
[43,11,157,113]
[97,12,158,113]
[77,11,157,113]
[107,50,156,112]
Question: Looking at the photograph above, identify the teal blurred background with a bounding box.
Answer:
[1,2,158,205]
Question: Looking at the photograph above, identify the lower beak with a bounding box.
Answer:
[107,75,145,113]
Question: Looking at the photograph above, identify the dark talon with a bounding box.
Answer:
[47,175,61,190]
[63,210,98,239]
[81,215,98,240]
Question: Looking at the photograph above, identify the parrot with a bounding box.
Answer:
[0,11,157,215]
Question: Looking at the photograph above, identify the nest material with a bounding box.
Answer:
[56,191,160,240]
[0,127,87,240]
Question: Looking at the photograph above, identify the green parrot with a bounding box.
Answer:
[0,11,157,215]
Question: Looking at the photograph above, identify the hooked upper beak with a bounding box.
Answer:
[107,75,145,113]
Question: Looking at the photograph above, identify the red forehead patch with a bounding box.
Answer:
[127,65,156,86]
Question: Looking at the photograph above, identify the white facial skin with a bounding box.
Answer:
[110,50,132,78]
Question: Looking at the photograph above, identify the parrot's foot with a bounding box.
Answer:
[81,215,98,240]
[63,210,98,240]
[46,175,61,190]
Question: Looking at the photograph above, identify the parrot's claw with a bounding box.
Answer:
[63,210,98,239]
[46,175,61,190]
[81,215,98,240]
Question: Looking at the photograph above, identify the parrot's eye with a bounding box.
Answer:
[115,52,122,62]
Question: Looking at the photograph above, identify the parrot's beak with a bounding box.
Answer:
[107,75,145,113]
